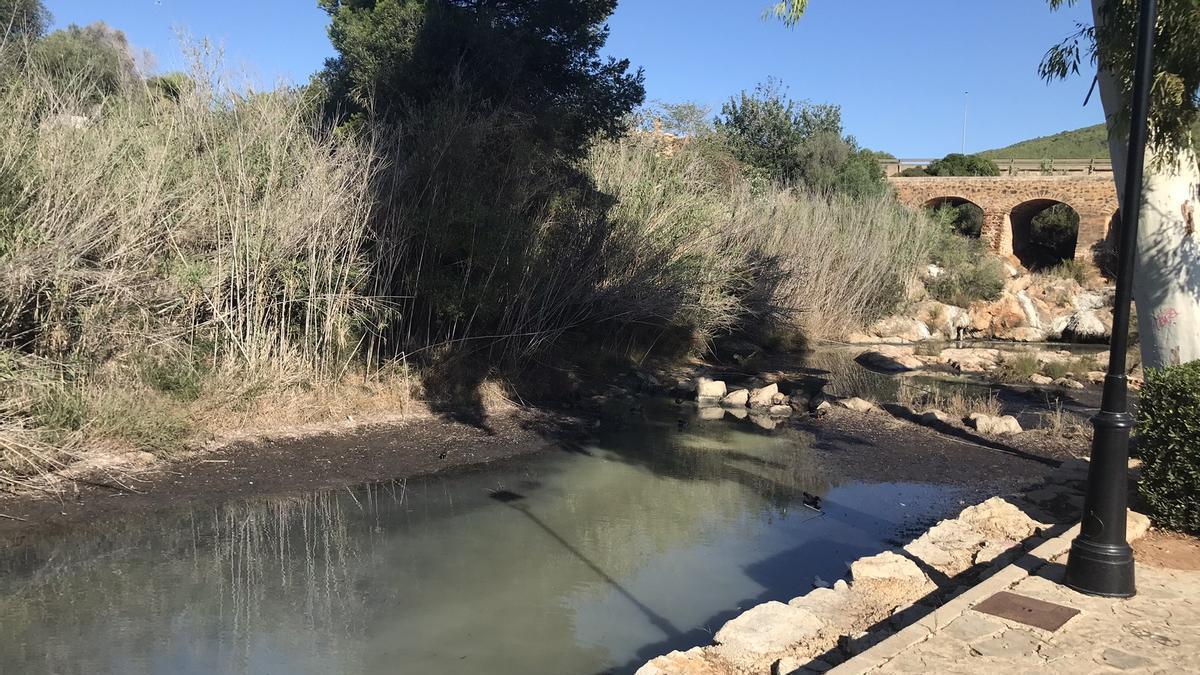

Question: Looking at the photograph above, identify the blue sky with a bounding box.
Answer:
[45,1,1103,157]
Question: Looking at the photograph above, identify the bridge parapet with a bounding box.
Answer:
[880,158,1113,177]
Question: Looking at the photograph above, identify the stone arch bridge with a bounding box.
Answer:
[890,176,1119,268]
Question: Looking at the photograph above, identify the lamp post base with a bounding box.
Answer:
[1064,536,1136,598]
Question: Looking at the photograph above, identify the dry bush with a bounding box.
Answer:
[0,44,381,486]
[897,382,1002,420]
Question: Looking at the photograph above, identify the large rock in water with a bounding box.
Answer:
[713,601,824,670]
[749,383,779,408]
[939,347,1001,373]
[720,389,749,408]
[849,551,936,603]
[695,377,727,403]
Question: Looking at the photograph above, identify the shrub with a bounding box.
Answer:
[926,221,1006,306]
[1047,258,1091,285]
[925,153,1000,177]
[1137,360,1200,533]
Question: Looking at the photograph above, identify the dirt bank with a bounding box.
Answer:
[0,405,589,541]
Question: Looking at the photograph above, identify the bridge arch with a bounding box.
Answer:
[1009,199,1081,270]
[922,196,985,237]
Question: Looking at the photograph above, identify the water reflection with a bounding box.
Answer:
[0,402,964,675]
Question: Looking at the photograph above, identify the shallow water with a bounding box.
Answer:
[1,402,970,675]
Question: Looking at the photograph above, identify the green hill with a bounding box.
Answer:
[981,121,1200,159]
[980,124,1110,160]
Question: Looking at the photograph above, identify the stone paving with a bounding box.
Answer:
[847,556,1200,674]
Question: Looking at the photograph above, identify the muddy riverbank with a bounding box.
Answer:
[1,343,1099,540]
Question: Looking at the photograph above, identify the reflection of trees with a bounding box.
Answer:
[0,412,832,674]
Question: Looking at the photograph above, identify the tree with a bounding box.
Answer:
[774,0,1198,368]
[715,79,885,196]
[319,0,644,159]
[31,22,139,103]
[0,0,50,40]
[1040,0,1199,368]
[925,153,1001,177]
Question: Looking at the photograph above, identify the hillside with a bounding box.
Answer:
[982,121,1200,159]
[980,124,1110,159]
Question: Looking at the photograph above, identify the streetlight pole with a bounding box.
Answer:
[1064,0,1157,598]
[961,91,968,154]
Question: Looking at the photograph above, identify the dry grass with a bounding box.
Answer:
[897,382,1003,420]
[0,44,384,488]
[0,47,940,490]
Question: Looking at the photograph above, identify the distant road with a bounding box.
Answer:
[881,158,1113,177]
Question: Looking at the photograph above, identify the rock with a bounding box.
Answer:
[979,293,1031,339]
[974,540,1019,566]
[1005,327,1046,342]
[856,346,923,372]
[1004,262,1021,278]
[1030,374,1054,385]
[849,551,936,599]
[926,264,945,279]
[749,383,780,408]
[957,497,1044,541]
[904,519,988,577]
[636,648,724,675]
[721,389,749,408]
[813,400,833,417]
[40,113,89,130]
[1052,377,1085,390]
[788,586,850,621]
[939,347,1001,373]
[696,377,727,403]
[768,405,793,418]
[1128,510,1151,541]
[868,316,932,342]
[968,413,1023,436]
[1072,290,1111,311]
[1064,310,1110,341]
[1086,371,1106,384]
[697,407,726,421]
[713,601,824,669]
[836,397,878,414]
[846,332,876,344]
[918,409,954,425]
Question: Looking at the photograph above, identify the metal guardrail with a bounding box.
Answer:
[880,158,1113,177]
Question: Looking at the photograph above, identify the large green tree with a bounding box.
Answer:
[715,80,885,197]
[775,0,1199,368]
[319,0,644,158]
[0,0,50,40]
[31,22,139,103]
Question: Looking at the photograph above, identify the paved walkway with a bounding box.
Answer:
[837,554,1200,674]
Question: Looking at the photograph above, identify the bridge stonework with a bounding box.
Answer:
[889,176,1120,266]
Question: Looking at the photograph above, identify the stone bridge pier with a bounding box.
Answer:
[890,176,1120,269]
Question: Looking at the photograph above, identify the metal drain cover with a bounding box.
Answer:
[972,591,1080,632]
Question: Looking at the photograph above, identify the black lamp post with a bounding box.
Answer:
[1064,0,1157,598]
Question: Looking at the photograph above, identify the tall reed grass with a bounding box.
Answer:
[1,45,379,481]
[0,44,939,488]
